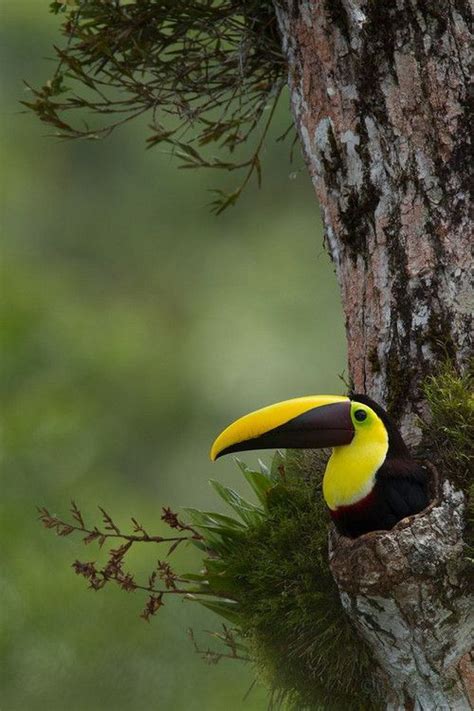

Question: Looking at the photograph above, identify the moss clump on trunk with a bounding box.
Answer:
[421,360,473,492]
[421,360,474,561]
[187,451,382,710]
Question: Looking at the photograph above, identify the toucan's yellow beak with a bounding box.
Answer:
[210,395,354,461]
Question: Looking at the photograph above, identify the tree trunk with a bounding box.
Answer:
[274,0,472,442]
[273,1,473,707]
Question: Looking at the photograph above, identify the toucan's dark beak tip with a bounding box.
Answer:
[210,445,228,461]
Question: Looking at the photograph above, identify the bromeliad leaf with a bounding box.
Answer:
[199,555,239,595]
[189,539,209,553]
[193,597,242,625]
[234,457,252,476]
[242,470,275,508]
[183,510,244,557]
[204,558,229,576]
[192,529,238,557]
[234,456,275,482]
[181,573,208,583]
[209,480,264,526]
[183,508,245,535]
[205,572,240,596]
[233,457,275,506]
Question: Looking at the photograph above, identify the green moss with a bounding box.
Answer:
[422,360,474,491]
[188,452,382,710]
[422,360,474,562]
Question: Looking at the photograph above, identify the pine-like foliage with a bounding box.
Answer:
[25,0,287,212]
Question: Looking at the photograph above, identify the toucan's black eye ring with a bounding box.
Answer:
[354,409,367,422]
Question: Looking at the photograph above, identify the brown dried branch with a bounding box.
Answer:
[140,594,164,622]
[161,506,200,536]
[38,501,209,620]
[38,502,202,547]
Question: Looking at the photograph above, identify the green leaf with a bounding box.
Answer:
[181,572,207,582]
[234,457,249,474]
[193,529,238,557]
[183,508,245,534]
[234,456,275,505]
[209,480,263,526]
[199,560,239,595]
[234,456,274,479]
[258,458,271,477]
[242,469,275,507]
[193,597,242,625]
[205,573,239,595]
[204,558,229,575]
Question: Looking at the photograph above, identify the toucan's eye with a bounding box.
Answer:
[354,409,367,422]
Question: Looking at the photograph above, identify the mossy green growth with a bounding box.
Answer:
[467,482,474,566]
[422,360,474,557]
[186,451,381,710]
[422,360,473,490]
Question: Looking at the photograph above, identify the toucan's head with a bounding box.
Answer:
[210,393,406,461]
[210,393,410,512]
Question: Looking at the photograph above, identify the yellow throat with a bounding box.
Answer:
[323,411,388,510]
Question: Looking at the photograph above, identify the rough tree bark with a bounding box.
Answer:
[273,1,473,708]
[330,467,473,709]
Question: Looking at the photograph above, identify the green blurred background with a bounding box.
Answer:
[1,3,346,709]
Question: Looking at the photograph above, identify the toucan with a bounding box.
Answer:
[210,394,429,538]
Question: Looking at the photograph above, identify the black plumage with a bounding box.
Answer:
[333,395,430,538]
